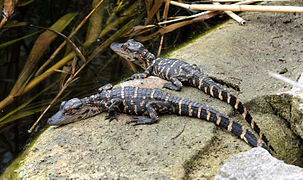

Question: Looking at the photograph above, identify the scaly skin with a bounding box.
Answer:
[48,84,271,153]
[110,39,275,153]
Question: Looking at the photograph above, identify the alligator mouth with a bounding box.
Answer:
[110,42,123,53]
[47,107,82,126]
[110,42,135,62]
[48,111,70,125]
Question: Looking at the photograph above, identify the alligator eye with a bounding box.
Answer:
[121,44,127,50]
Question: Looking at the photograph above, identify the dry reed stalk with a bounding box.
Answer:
[145,0,165,25]
[35,0,104,76]
[98,1,138,39]
[157,0,170,57]
[0,0,15,29]
[163,0,255,25]
[171,2,303,13]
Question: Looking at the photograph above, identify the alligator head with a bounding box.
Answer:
[48,97,105,125]
[110,39,155,69]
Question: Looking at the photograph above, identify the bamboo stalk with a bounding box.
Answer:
[226,10,246,24]
[213,2,246,25]
[172,2,303,13]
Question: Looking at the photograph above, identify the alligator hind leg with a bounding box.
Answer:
[105,98,122,121]
[128,116,157,125]
[105,111,119,121]
[128,101,171,125]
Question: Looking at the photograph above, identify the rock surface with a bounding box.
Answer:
[280,73,303,139]
[2,2,303,179]
[215,147,303,180]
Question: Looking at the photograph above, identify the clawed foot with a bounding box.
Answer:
[127,116,156,125]
[163,83,181,91]
[105,114,118,122]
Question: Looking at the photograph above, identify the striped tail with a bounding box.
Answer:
[193,73,275,153]
[192,102,270,152]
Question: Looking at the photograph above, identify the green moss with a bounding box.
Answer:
[1,126,49,179]
[246,94,303,167]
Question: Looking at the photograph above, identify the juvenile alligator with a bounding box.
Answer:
[110,39,275,152]
[48,84,271,153]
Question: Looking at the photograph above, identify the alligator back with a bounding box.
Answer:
[102,86,270,152]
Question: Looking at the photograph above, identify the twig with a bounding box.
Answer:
[171,124,186,140]
[157,35,164,57]
[268,71,303,90]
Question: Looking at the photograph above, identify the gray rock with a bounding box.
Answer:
[215,147,303,180]
[2,3,303,178]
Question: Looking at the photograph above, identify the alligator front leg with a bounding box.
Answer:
[126,72,150,81]
[126,65,153,81]
[163,77,183,91]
